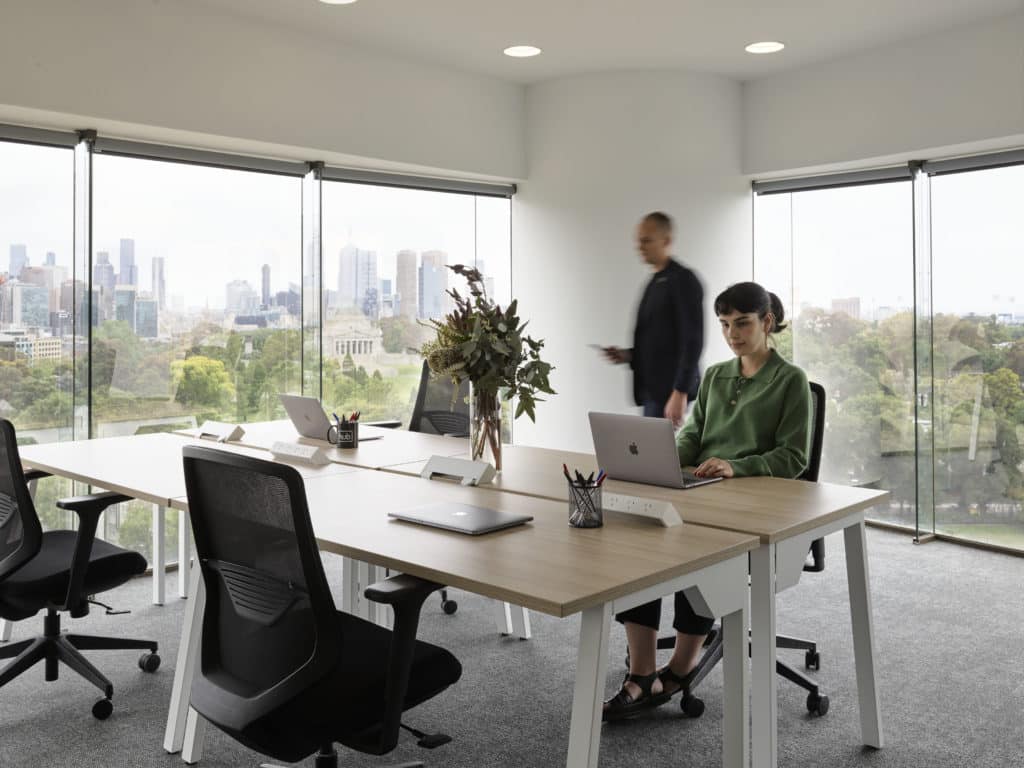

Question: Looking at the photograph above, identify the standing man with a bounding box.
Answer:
[603,212,704,427]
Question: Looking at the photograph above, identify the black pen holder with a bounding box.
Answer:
[568,481,603,528]
[330,421,359,449]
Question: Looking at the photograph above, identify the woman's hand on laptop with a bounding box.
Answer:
[693,457,734,479]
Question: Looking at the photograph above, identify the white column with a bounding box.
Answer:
[565,602,612,768]
[750,543,778,768]
[844,521,884,748]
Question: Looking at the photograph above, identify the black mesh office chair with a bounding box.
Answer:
[182,446,461,768]
[642,381,829,718]
[408,360,469,615]
[0,419,160,720]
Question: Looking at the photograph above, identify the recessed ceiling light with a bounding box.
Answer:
[745,41,785,54]
[503,45,542,58]
[319,0,358,5]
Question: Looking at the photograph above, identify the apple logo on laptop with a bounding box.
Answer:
[628,442,639,456]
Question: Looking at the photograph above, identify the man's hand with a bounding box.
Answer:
[664,390,687,428]
[602,346,631,364]
[693,457,734,479]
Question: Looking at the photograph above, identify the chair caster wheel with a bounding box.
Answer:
[681,695,705,718]
[806,692,829,716]
[139,652,161,672]
[442,599,458,615]
[805,649,820,670]
[92,698,113,720]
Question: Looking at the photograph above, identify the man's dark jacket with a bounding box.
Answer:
[630,259,704,407]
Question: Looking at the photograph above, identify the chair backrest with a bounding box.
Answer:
[182,446,338,741]
[408,359,469,436]
[800,382,827,572]
[0,419,43,583]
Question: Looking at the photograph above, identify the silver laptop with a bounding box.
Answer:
[389,502,533,536]
[588,412,724,490]
[278,394,333,441]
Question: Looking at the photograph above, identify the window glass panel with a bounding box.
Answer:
[92,155,301,562]
[0,140,76,529]
[930,166,1024,552]
[754,182,915,526]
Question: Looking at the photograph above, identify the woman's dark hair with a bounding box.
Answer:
[714,281,788,333]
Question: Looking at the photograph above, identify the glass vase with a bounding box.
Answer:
[470,387,503,471]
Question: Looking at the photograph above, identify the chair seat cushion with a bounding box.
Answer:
[230,609,462,762]
[0,530,147,618]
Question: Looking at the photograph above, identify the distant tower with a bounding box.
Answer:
[44,251,56,267]
[419,250,448,319]
[396,249,418,319]
[119,238,137,286]
[261,264,271,307]
[152,256,166,310]
[9,244,28,279]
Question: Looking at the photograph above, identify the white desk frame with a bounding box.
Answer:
[749,509,882,768]
[164,553,752,768]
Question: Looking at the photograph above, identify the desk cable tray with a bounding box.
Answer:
[419,455,496,486]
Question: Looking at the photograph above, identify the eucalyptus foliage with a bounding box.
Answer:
[420,265,555,421]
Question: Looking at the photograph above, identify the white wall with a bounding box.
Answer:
[743,11,1024,175]
[513,71,750,451]
[0,0,524,179]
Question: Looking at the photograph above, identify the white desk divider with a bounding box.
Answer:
[603,492,682,527]
[419,455,496,486]
[196,421,245,442]
[270,441,330,466]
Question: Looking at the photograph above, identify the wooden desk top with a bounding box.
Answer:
[171,469,756,618]
[19,432,357,510]
[387,443,888,544]
[185,420,470,470]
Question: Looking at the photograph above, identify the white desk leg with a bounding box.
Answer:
[721,602,750,768]
[509,605,532,640]
[178,511,191,599]
[844,521,883,749]
[750,543,778,768]
[0,620,12,642]
[566,602,612,768]
[182,706,208,764]
[153,504,166,606]
[491,600,513,635]
[341,557,358,614]
[164,562,205,754]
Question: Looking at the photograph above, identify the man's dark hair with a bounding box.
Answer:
[642,211,673,236]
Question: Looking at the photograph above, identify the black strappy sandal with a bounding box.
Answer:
[602,671,670,722]
[658,665,705,718]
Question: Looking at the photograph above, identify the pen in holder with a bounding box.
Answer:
[567,480,603,528]
[329,417,359,449]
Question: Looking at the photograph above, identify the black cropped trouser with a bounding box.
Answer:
[615,590,715,636]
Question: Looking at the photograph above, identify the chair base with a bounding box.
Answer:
[0,609,158,701]
[257,746,425,768]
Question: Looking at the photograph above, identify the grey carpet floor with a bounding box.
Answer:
[1,527,1022,768]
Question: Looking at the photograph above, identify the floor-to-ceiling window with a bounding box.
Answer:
[929,164,1024,550]
[0,137,76,529]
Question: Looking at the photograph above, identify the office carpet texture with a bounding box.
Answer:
[0,526,1021,768]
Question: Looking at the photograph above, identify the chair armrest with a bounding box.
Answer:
[365,419,402,429]
[55,491,134,616]
[364,574,443,753]
[23,469,51,483]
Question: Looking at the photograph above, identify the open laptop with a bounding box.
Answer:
[588,411,724,490]
[278,394,334,441]
[389,502,533,536]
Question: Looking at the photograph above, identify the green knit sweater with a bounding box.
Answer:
[676,350,811,478]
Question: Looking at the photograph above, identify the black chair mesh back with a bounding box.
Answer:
[183,447,336,731]
[799,382,826,483]
[0,419,42,582]
[409,360,469,436]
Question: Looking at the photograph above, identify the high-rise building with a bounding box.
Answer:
[275,288,301,316]
[225,280,258,315]
[119,238,137,286]
[61,279,90,332]
[44,252,56,267]
[338,244,358,308]
[93,251,116,299]
[12,283,49,328]
[831,297,861,320]
[396,249,417,319]
[337,245,379,314]
[419,250,448,320]
[261,263,271,307]
[152,257,166,310]
[135,297,158,338]
[114,286,137,331]
[9,244,28,280]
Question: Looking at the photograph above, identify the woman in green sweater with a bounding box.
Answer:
[604,281,812,721]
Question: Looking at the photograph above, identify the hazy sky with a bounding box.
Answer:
[0,142,510,310]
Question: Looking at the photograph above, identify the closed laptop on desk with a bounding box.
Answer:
[389,502,532,535]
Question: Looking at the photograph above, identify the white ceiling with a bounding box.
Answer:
[195,0,1023,83]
